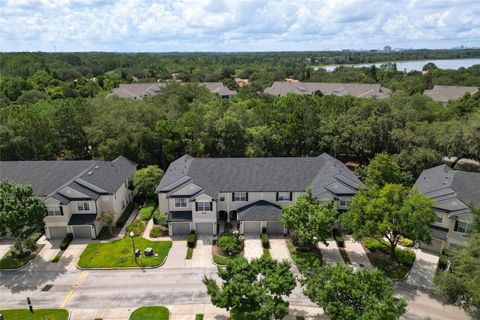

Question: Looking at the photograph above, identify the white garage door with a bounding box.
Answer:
[266,221,284,234]
[72,226,92,238]
[419,239,443,253]
[195,222,214,235]
[243,221,261,234]
[48,226,68,239]
[172,222,191,235]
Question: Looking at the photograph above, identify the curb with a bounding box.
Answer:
[0,244,46,272]
[76,254,168,271]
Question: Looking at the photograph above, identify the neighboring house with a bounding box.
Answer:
[413,164,480,253]
[111,83,166,99]
[156,154,362,236]
[264,82,391,98]
[0,156,137,239]
[201,82,237,99]
[111,82,237,99]
[423,85,478,104]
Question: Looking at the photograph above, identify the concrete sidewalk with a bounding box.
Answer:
[317,240,344,265]
[269,238,292,262]
[344,239,372,270]
[405,248,439,290]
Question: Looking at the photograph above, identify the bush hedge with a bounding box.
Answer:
[364,238,415,266]
[153,209,167,225]
[398,236,414,247]
[139,200,156,221]
[187,231,197,248]
[438,254,448,270]
[126,220,146,237]
[59,233,73,250]
[335,235,345,248]
[149,225,168,238]
[261,232,270,249]
[217,233,244,256]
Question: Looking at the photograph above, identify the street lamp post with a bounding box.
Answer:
[129,231,136,261]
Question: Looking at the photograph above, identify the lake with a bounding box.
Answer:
[315,58,480,72]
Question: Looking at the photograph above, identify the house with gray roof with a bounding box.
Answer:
[264,82,391,98]
[423,85,478,104]
[201,82,237,99]
[0,156,136,239]
[156,153,362,236]
[413,164,480,252]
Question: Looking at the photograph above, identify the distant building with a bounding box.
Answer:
[234,78,249,87]
[201,82,237,99]
[423,85,478,104]
[384,45,392,52]
[264,82,391,99]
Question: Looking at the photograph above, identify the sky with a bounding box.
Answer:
[0,0,479,52]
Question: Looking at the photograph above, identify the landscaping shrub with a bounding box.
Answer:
[149,225,168,238]
[438,254,448,270]
[24,236,38,252]
[261,227,267,234]
[335,235,345,248]
[364,238,415,266]
[261,232,270,249]
[217,233,244,256]
[52,255,61,263]
[126,220,146,237]
[153,209,167,225]
[187,232,197,248]
[195,314,204,320]
[59,233,73,250]
[399,236,414,247]
[116,202,135,228]
[186,247,193,259]
[139,199,156,221]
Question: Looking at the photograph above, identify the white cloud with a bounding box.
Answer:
[0,0,478,51]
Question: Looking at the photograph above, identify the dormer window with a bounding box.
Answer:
[175,198,188,208]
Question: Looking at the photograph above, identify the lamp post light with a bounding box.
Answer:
[129,231,136,261]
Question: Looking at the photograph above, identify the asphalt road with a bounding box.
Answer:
[0,267,472,319]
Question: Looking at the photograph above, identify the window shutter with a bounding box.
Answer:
[454,220,458,232]
[245,193,248,201]
[232,193,235,202]
[60,206,64,216]
[276,192,279,201]
[210,202,213,211]
[195,202,199,211]
[289,192,293,201]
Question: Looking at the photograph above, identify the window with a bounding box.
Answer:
[197,202,212,211]
[233,192,247,202]
[47,207,62,216]
[219,195,225,202]
[340,200,351,206]
[435,212,444,224]
[454,221,469,234]
[175,198,188,208]
[277,192,291,201]
[77,202,90,212]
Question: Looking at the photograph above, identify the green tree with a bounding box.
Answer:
[132,165,164,199]
[0,181,46,254]
[302,263,406,320]
[365,153,402,187]
[281,188,336,249]
[434,233,480,311]
[214,116,248,157]
[203,256,296,320]
[342,184,435,260]
[96,210,115,233]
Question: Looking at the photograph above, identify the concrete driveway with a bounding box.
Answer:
[405,248,439,290]
[0,238,15,259]
[163,237,188,268]
[269,238,291,262]
[191,236,215,268]
[60,239,88,271]
[318,240,344,265]
[344,239,372,270]
[243,235,263,261]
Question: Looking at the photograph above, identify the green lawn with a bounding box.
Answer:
[195,314,204,320]
[369,255,411,280]
[129,306,169,320]
[287,240,323,268]
[0,309,68,320]
[0,245,44,270]
[213,253,243,265]
[78,237,172,268]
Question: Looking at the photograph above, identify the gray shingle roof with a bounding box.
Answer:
[0,156,136,204]
[201,82,237,97]
[111,83,166,99]
[237,200,282,221]
[264,82,391,98]
[157,153,362,201]
[423,85,478,103]
[413,164,480,216]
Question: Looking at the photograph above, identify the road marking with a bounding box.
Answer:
[61,271,87,308]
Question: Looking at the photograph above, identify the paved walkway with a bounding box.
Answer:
[0,238,15,259]
[192,236,215,268]
[269,238,291,262]
[317,240,344,265]
[344,239,372,270]
[243,236,263,261]
[118,208,139,237]
[405,248,439,290]
[142,218,155,240]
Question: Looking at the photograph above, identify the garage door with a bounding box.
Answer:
[243,221,261,234]
[72,226,92,238]
[172,222,191,235]
[48,226,68,239]
[419,239,443,253]
[195,222,214,235]
[266,221,284,234]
